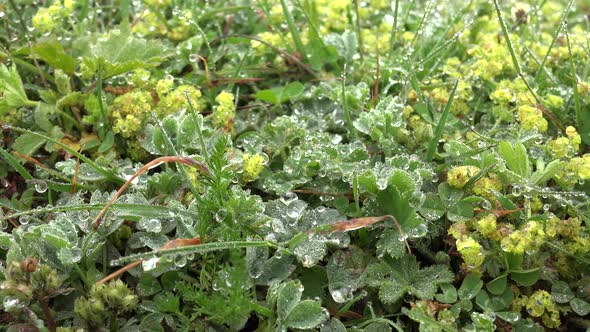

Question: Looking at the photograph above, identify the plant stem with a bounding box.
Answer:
[279,0,307,62]
[39,296,57,332]
[353,0,364,62]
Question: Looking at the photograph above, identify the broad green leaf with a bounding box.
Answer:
[447,200,473,222]
[458,273,483,300]
[320,318,347,332]
[486,275,507,296]
[81,29,171,78]
[551,281,574,303]
[324,30,358,62]
[505,252,523,271]
[435,283,458,303]
[512,318,544,332]
[255,82,304,105]
[327,247,367,303]
[497,141,530,178]
[277,280,303,321]
[0,64,34,114]
[511,268,540,287]
[495,311,521,323]
[531,159,563,185]
[418,193,446,221]
[570,298,590,316]
[283,300,327,329]
[32,40,75,74]
[366,255,453,304]
[137,274,162,297]
[376,228,407,259]
[0,233,12,250]
[354,96,404,142]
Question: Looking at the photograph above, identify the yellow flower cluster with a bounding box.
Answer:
[500,221,549,254]
[455,236,484,270]
[156,85,203,117]
[211,91,235,129]
[512,290,560,328]
[547,126,581,159]
[242,153,265,182]
[32,0,75,33]
[475,213,497,240]
[517,105,547,132]
[132,8,194,41]
[110,90,153,138]
[447,166,480,189]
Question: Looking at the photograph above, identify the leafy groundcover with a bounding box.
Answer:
[1,0,590,331]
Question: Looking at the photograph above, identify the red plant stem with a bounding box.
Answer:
[92,156,208,230]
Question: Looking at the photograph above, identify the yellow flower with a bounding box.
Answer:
[242,153,265,182]
[447,166,480,189]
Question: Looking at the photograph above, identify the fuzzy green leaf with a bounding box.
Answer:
[366,255,453,304]
[283,300,327,329]
[0,64,33,114]
[497,141,530,178]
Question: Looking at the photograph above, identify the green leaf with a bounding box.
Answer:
[0,233,12,250]
[570,298,590,316]
[12,133,47,156]
[0,64,34,114]
[154,293,180,314]
[320,318,347,332]
[366,255,453,304]
[427,80,458,161]
[327,247,367,303]
[403,306,458,332]
[283,300,327,329]
[255,82,304,105]
[458,273,483,300]
[324,30,358,62]
[277,280,304,321]
[418,193,446,221]
[505,253,523,271]
[137,274,162,297]
[531,159,562,185]
[497,141,530,178]
[511,268,540,287]
[495,311,521,323]
[376,228,407,259]
[32,40,75,74]
[447,200,473,222]
[551,281,575,303]
[486,275,507,296]
[353,96,404,143]
[81,29,171,78]
[435,283,458,304]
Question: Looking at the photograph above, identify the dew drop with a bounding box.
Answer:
[34,181,48,193]
[214,209,227,222]
[280,192,298,205]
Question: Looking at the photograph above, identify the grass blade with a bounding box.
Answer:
[4,126,124,184]
[534,0,575,83]
[0,203,200,221]
[110,240,275,265]
[0,146,33,180]
[279,0,308,62]
[426,80,458,161]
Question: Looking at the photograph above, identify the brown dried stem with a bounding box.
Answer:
[92,156,209,230]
